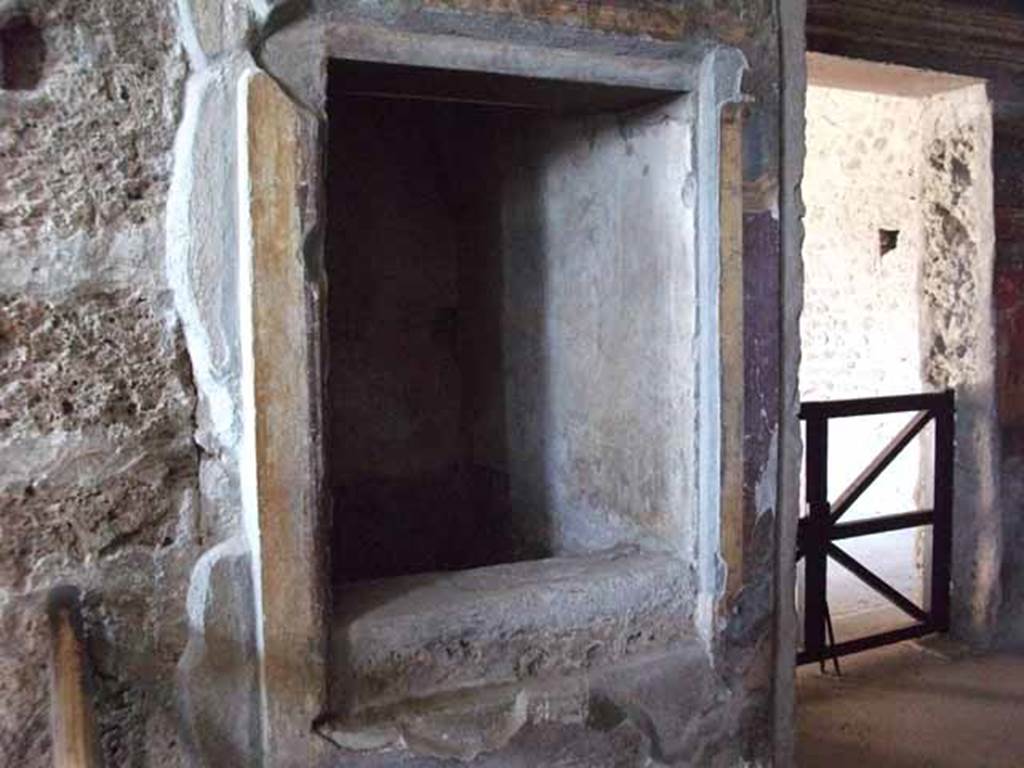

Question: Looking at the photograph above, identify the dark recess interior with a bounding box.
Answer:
[325,60,676,585]
[0,16,46,91]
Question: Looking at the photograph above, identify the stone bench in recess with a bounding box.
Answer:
[329,546,694,720]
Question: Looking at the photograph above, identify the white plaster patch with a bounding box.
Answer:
[166,54,256,455]
[184,534,247,630]
[0,223,166,297]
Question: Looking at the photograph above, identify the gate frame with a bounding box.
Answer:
[797,390,955,665]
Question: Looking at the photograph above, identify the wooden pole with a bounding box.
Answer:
[47,585,101,768]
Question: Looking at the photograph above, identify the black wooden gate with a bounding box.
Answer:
[797,391,955,667]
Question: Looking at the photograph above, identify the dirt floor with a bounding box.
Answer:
[797,638,1024,767]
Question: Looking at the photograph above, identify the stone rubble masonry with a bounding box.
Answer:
[919,85,1001,643]
[0,0,186,248]
[0,291,192,442]
[0,0,265,760]
[0,0,201,765]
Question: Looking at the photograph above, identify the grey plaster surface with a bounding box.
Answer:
[775,1,808,762]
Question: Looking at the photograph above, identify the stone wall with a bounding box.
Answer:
[0,1,796,766]
[0,0,201,765]
[919,85,999,638]
[802,86,925,409]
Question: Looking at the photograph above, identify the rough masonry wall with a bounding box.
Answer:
[919,85,999,639]
[0,0,200,765]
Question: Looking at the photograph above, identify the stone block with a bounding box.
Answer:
[0,591,50,768]
[0,289,197,589]
[0,455,192,590]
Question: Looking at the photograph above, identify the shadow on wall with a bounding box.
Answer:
[324,94,555,582]
[0,14,46,90]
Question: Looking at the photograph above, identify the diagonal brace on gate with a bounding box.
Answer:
[830,409,933,523]
[827,543,929,623]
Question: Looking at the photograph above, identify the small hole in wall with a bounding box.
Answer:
[879,228,900,257]
[1,15,46,91]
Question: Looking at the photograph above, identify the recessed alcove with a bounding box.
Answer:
[323,59,702,720]
[323,65,697,582]
[326,61,691,586]
[243,21,745,755]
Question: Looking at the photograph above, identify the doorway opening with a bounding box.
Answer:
[798,53,995,652]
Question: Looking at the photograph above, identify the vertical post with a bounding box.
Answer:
[241,72,327,765]
[719,103,746,609]
[803,416,830,661]
[930,390,955,631]
[48,585,100,768]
